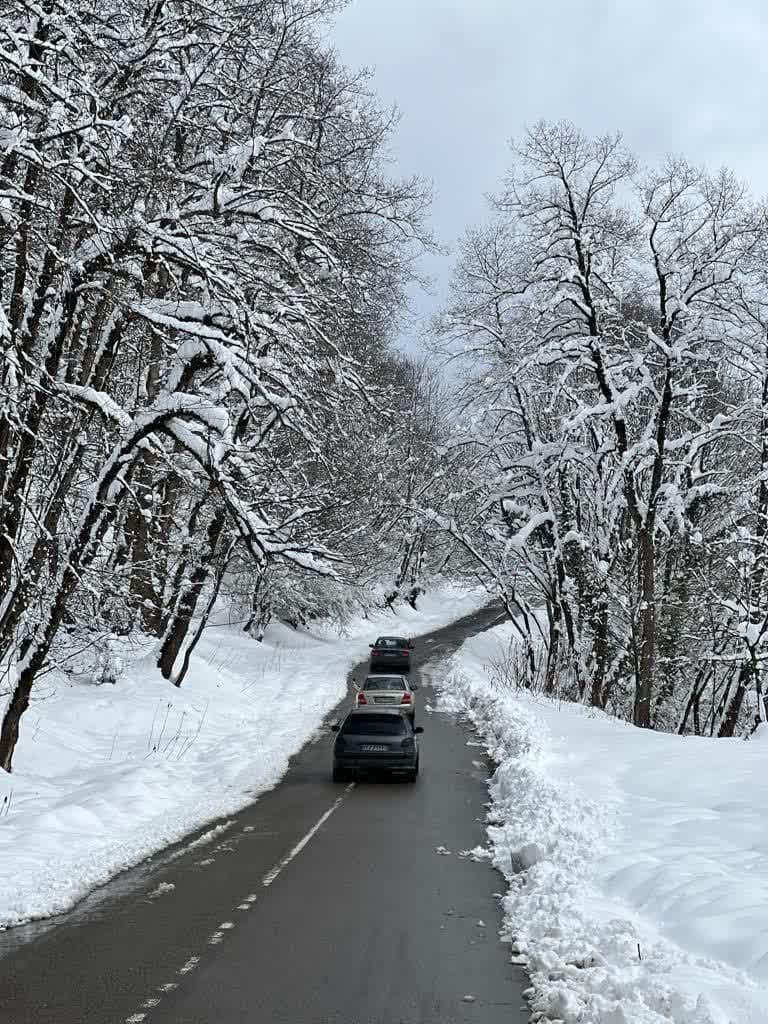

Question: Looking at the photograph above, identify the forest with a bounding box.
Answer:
[436,121,768,739]
[0,0,452,770]
[1,0,767,778]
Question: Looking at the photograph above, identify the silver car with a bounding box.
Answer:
[353,674,418,721]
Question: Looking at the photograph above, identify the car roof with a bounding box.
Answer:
[374,636,407,642]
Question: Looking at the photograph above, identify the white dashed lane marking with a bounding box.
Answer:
[123,787,354,1022]
[262,783,354,887]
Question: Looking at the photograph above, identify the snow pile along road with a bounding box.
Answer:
[437,621,768,1024]
[0,586,488,930]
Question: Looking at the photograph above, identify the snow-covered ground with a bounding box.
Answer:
[436,621,768,1024]
[0,586,488,930]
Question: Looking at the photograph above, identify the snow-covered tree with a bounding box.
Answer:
[433,120,768,735]
[0,0,432,769]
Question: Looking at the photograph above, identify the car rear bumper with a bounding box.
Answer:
[362,702,415,714]
[335,755,417,773]
[370,658,410,670]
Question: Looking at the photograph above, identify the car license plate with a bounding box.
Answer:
[361,744,387,752]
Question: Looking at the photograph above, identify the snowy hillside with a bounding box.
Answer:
[437,621,768,1024]
[0,587,487,930]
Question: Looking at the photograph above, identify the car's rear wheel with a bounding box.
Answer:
[406,758,419,783]
[332,761,346,783]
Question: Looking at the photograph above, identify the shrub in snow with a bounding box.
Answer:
[510,842,545,873]
[57,633,143,686]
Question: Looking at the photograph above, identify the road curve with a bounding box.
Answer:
[0,602,530,1024]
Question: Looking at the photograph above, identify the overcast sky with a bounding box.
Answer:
[330,0,768,350]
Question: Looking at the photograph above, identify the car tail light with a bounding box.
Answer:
[401,693,411,703]
[372,649,381,656]
[357,692,367,704]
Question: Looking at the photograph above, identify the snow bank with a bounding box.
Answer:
[437,621,768,1024]
[0,586,487,929]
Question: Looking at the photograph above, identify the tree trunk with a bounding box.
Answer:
[171,542,232,687]
[124,464,165,634]
[589,600,609,707]
[0,668,35,773]
[634,528,655,728]
[244,569,271,640]
[544,601,560,695]
[718,662,750,738]
[157,513,225,681]
[693,687,701,736]
[677,667,708,735]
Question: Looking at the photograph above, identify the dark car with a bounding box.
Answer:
[369,635,413,671]
[331,709,422,782]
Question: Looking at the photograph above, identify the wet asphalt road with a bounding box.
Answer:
[0,602,530,1024]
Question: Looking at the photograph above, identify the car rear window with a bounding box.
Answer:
[362,677,406,691]
[374,637,407,648]
[342,715,407,736]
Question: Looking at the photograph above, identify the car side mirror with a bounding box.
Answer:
[368,643,375,649]
[331,724,340,732]
[410,684,419,691]
[414,726,424,734]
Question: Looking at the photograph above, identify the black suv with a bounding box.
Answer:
[331,709,422,782]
